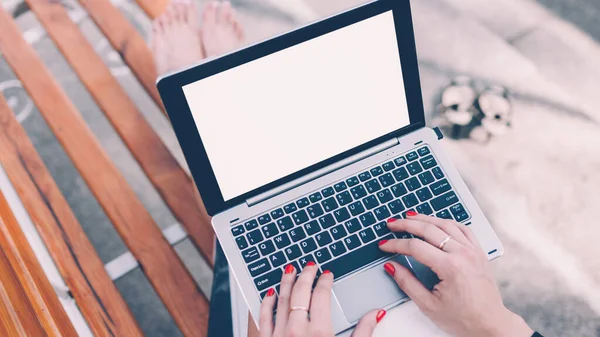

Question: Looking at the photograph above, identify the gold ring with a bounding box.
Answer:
[438,236,452,251]
[289,306,309,313]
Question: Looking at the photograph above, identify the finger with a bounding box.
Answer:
[379,238,447,275]
[351,309,385,337]
[387,218,462,252]
[258,288,276,337]
[273,264,297,335]
[405,214,472,247]
[309,270,334,329]
[457,223,482,249]
[383,261,437,311]
[287,263,318,330]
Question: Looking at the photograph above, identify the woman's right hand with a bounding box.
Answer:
[379,213,533,337]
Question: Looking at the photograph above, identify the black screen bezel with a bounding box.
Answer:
[158,0,425,216]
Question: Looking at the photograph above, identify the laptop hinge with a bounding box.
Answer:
[246,138,400,207]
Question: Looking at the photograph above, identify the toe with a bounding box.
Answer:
[203,1,219,26]
[184,0,198,25]
[219,1,233,24]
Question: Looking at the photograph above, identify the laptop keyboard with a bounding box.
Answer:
[230,145,470,299]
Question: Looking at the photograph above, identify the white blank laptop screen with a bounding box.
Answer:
[183,11,410,201]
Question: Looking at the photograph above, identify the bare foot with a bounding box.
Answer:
[151,0,204,76]
[201,1,245,58]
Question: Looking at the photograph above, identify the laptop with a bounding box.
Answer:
[157,0,503,334]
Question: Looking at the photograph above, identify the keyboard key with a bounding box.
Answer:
[300,237,317,253]
[416,188,433,202]
[379,173,395,187]
[418,147,431,156]
[323,234,394,280]
[307,204,324,218]
[334,182,347,192]
[329,241,347,257]
[391,183,408,197]
[274,233,291,249]
[289,227,307,242]
[336,191,353,206]
[370,166,384,177]
[373,222,391,236]
[284,203,297,214]
[269,251,287,268]
[388,199,405,215]
[374,205,391,221]
[270,208,285,220]
[358,171,372,182]
[405,177,421,191]
[258,240,276,255]
[359,211,377,227]
[322,197,339,212]
[322,187,335,198]
[406,152,418,161]
[231,225,245,236]
[309,192,323,203]
[416,203,434,215]
[396,231,413,239]
[304,220,321,236]
[297,198,310,208]
[318,214,336,229]
[315,248,332,263]
[418,171,435,185]
[365,179,382,193]
[350,185,368,199]
[430,179,451,196]
[284,244,302,260]
[254,268,281,291]
[344,234,361,250]
[392,167,409,181]
[359,227,376,243]
[346,176,360,187]
[247,229,264,245]
[407,162,423,175]
[258,214,271,225]
[431,191,459,211]
[344,218,362,233]
[261,223,279,238]
[394,156,407,166]
[249,258,271,277]
[316,232,333,247]
[299,254,316,269]
[362,195,379,210]
[382,161,395,171]
[333,207,351,222]
[276,216,294,232]
[402,193,419,208]
[244,220,259,231]
[420,155,437,170]
[450,203,469,221]
[432,167,445,179]
[436,209,453,219]
[236,236,249,250]
[330,224,348,240]
[377,189,393,203]
[348,201,366,216]
[292,209,309,225]
[242,247,260,263]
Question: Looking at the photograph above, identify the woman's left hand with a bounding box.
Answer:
[260,262,384,337]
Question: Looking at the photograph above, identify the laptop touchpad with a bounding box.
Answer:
[332,255,412,323]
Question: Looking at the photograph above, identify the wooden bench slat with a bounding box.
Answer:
[0,9,209,337]
[135,0,169,19]
[24,0,215,267]
[75,0,164,111]
[0,191,77,337]
[0,95,143,337]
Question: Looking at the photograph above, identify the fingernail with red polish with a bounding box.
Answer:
[285,264,295,274]
[323,270,332,274]
[267,288,275,297]
[386,217,397,223]
[406,210,418,217]
[307,261,315,267]
[384,263,395,276]
[378,239,388,246]
[376,309,387,323]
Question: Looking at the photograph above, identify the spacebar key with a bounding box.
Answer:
[323,234,394,280]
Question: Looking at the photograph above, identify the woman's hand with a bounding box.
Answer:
[259,262,385,337]
[379,213,533,337]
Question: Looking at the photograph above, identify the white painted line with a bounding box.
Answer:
[163,222,188,245]
[105,252,139,281]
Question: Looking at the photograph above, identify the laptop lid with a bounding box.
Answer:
[158,0,425,216]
